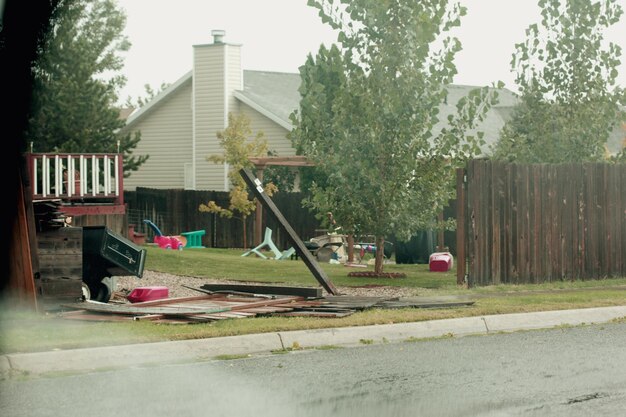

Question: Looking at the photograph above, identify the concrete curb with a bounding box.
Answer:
[3,305,626,378]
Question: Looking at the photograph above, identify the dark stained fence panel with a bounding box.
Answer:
[462,160,626,286]
[124,188,322,250]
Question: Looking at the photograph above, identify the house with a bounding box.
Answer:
[128,31,626,191]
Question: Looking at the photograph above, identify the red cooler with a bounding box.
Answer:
[429,252,454,272]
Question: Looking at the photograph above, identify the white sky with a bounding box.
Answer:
[115,0,626,104]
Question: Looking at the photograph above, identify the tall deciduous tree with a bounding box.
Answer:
[199,112,277,249]
[492,0,625,163]
[291,0,500,274]
[26,0,148,176]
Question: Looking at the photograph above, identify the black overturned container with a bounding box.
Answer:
[82,226,146,302]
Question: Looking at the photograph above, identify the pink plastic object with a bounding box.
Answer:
[429,252,454,272]
[127,286,169,303]
[154,235,184,250]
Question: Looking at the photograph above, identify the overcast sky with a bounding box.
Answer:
[115,0,626,104]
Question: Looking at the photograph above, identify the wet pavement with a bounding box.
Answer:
[3,321,626,416]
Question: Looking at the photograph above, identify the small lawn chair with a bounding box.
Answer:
[241,227,294,260]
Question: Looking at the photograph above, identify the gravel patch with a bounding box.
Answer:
[114,270,419,300]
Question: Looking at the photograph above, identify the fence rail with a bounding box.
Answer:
[458,159,626,286]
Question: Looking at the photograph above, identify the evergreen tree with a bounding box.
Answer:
[27,0,147,176]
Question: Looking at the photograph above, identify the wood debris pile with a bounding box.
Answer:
[59,284,475,324]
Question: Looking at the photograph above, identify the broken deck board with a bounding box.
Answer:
[199,283,322,298]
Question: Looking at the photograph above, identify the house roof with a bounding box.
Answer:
[118,107,136,121]
[234,71,302,130]
[123,68,519,150]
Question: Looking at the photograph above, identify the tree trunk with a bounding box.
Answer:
[374,235,385,275]
[347,234,355,263]
[242,216,247,249]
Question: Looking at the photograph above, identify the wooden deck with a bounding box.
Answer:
[26,152,125,215]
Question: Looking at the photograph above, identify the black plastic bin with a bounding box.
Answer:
[82,226,146,302]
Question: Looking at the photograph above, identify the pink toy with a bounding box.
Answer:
[128,286,169,303]
[143,219,184,250]
[153,235,184,250]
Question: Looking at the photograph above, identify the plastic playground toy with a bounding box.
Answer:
[143,219,184,250]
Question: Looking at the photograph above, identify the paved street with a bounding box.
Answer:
[3,322,626,416]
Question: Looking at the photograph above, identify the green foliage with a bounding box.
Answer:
[125,82,171,109]
[199,113,277,248]
[291,0,500,272]
[492,0,626,163]
[262,150,299,192]
[26,0,148,176]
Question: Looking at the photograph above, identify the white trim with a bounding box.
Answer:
[68,156,74,197]
[232,91,294,131]
[104,155,110,195]
[224,44,229,129]
[80,155,86,195]
[33,158,38,195]
[191,55,197,190]
[223,44,229,191]
[54,155,60,197]
[92,156,97,196]
[114,155,120,196]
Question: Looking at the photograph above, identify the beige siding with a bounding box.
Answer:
[240,103,294,156]
[124,81,193,190]
[193,44,227,190]
[226,45,242,116]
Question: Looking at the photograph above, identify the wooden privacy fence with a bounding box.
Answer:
[124,188,322,250]
[457,159,626,286]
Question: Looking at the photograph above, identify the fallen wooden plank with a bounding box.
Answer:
[376,300,476,309]
[199,284,322,298]
[239,168,338,295]
[61,302,232,316]
[277,310,355,318]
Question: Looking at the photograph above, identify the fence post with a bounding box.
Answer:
[456,167,467,286]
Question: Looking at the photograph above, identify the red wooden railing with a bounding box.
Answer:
[26,153,125,215]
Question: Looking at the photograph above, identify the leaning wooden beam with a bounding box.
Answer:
[239,168,339,295]
[199,283,323,298]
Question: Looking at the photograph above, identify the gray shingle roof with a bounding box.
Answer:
[123,68,527,156]
[237,70,302,129]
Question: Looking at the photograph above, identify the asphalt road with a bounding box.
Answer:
[3,322,626,417]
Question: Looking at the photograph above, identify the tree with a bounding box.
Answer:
[291,0,500,274]
[199,112,277,249]
[125,82,171,109]
[26,0,148,176]
[492,0,626,163]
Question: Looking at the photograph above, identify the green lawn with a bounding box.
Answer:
[3,246,626,355]
[143,246,457,290]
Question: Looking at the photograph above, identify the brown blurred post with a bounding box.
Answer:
[254,167,264,247]
[456,168,467,286]
[7,171,38,310]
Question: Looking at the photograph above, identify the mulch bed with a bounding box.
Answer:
[347,272,407,278]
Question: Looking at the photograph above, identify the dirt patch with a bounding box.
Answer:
[114,270,418,300]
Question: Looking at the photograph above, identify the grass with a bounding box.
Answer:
[142,247,459,290]
[3,247,626,354]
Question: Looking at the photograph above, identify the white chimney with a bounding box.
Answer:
[211,29,225,44]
